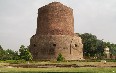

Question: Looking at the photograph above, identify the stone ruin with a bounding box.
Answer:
[29,2,83,60]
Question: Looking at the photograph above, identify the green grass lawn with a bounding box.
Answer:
[0,61,116,73]
[0,67,116,73]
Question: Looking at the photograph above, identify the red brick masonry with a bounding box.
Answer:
[29,2,83,60]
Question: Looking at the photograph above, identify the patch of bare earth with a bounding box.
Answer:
[2,62,115,68]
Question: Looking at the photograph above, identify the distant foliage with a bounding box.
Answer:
[0,47,19,60]
[0,45,32,61]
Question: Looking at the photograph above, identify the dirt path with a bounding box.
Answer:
[9,62,116,68]
[1,62,115,68]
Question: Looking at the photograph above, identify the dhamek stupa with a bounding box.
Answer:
[29,2,83,60]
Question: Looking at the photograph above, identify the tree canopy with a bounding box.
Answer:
[0,45,32,61]
[19,45,32,61]
[77,33,116,58]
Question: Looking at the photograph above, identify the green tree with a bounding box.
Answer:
[77,33,105,58]
[78,33,116,59]
[0,49,5,60]
[0,48,19,60]
[13,51,20,60]
[78,33,98,56]
[0,45,3,50]
[5,49,19,60]
[19,45,32,61]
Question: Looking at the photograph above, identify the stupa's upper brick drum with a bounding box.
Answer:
[36,2,74,35]
[29,2,83,60]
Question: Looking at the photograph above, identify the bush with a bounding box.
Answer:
[57,53,65,61]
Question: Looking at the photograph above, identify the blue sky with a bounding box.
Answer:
[0,0,116,51]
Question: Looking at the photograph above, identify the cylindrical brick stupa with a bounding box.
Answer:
[29,2,83,60]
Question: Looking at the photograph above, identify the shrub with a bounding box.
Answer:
[57,53,65,61]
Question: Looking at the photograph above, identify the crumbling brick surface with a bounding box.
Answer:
[36,2,74,36]
[30,35,83,60]
[29,2,83,60]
